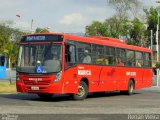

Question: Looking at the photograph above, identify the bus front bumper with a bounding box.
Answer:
[16,81,63,94]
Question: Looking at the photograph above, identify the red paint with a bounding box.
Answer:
[16,33,152,95]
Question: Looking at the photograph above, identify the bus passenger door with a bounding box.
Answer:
[63,43,78,93]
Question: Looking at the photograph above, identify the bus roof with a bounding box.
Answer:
[64,33,151,53]
[22,32,151,53]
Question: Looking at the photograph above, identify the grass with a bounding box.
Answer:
[0,82,17,93]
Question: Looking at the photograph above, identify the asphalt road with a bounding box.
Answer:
[0,88,159,120]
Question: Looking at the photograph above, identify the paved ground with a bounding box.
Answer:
[0,90,159,114]
[0,88,159,120]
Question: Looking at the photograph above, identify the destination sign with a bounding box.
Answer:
[26,36,46,41]
[21,34,63,42]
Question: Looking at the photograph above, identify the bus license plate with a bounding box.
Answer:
[31,86,39,90]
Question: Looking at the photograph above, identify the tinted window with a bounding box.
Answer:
[144,53,151,67]
[92,44,104,65]
[135,52,143,67]
[77,42,91,64]
[126,50,135,67]
[116,48,125,66]
[65,44,76,66]
[105,47,116,65]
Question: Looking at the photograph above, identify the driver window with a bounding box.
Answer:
[65,44,76,66]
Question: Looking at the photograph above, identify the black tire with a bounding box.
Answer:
[120,80,134,95]
[127,80,134,95]
[37,94,53,100]
[72,81,88,100]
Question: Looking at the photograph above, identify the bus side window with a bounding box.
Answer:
[116,48,125,66]
[144,52,151,67]
[65,44,76,66]
[105,46,115,65]
[126,50,135,67]
[135,51,143,67]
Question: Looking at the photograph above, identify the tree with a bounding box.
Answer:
[128,18,146,46]
[85,21,109,37]
[85,2,157,47]
[35,27,50,33]
[104,16,131,38]
[107,0,142,38]
[85,17,129,38]
[0,21,26,83]
[144,7,158,46]
[0,24,25,67]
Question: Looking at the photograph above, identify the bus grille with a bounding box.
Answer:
[23,80,51,85]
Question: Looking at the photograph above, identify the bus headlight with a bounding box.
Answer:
[54,71,62,82]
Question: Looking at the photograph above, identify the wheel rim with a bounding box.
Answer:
[77,85,85,97]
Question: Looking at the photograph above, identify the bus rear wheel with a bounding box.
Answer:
[121,80,134,95]
[72,81,88,100]
[37,93,53,99]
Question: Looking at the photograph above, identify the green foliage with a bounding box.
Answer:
[85,16,128,38]
[0,22,26,68]
[144,7,158,32]
[35,27,49,33]
[129,18,146,46]
[85,21,109,37]
[156,62,160,68]
[126,39,136,45]
[85,17,146,46]
[103,16,121,38]
[144,7,158,45]
[85,0,155,47]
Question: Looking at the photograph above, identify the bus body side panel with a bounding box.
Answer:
[114,67,149,91]
[142,69,152,88]
[84,65,102,92]
[63,64,103,93]
[115,67,128,91]
[63,66,79,93]
[133,68,144,90]
[99,66,117,91]
[118,67,144,90]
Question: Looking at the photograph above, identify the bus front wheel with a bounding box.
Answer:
[72,81,88,100]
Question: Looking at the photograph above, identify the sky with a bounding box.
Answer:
[0,0,157,33]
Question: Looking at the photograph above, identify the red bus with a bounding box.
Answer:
[16,33,152,100]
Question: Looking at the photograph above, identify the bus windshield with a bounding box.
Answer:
[17,44,62,74]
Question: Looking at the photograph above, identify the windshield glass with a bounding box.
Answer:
[17,44,62,74]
